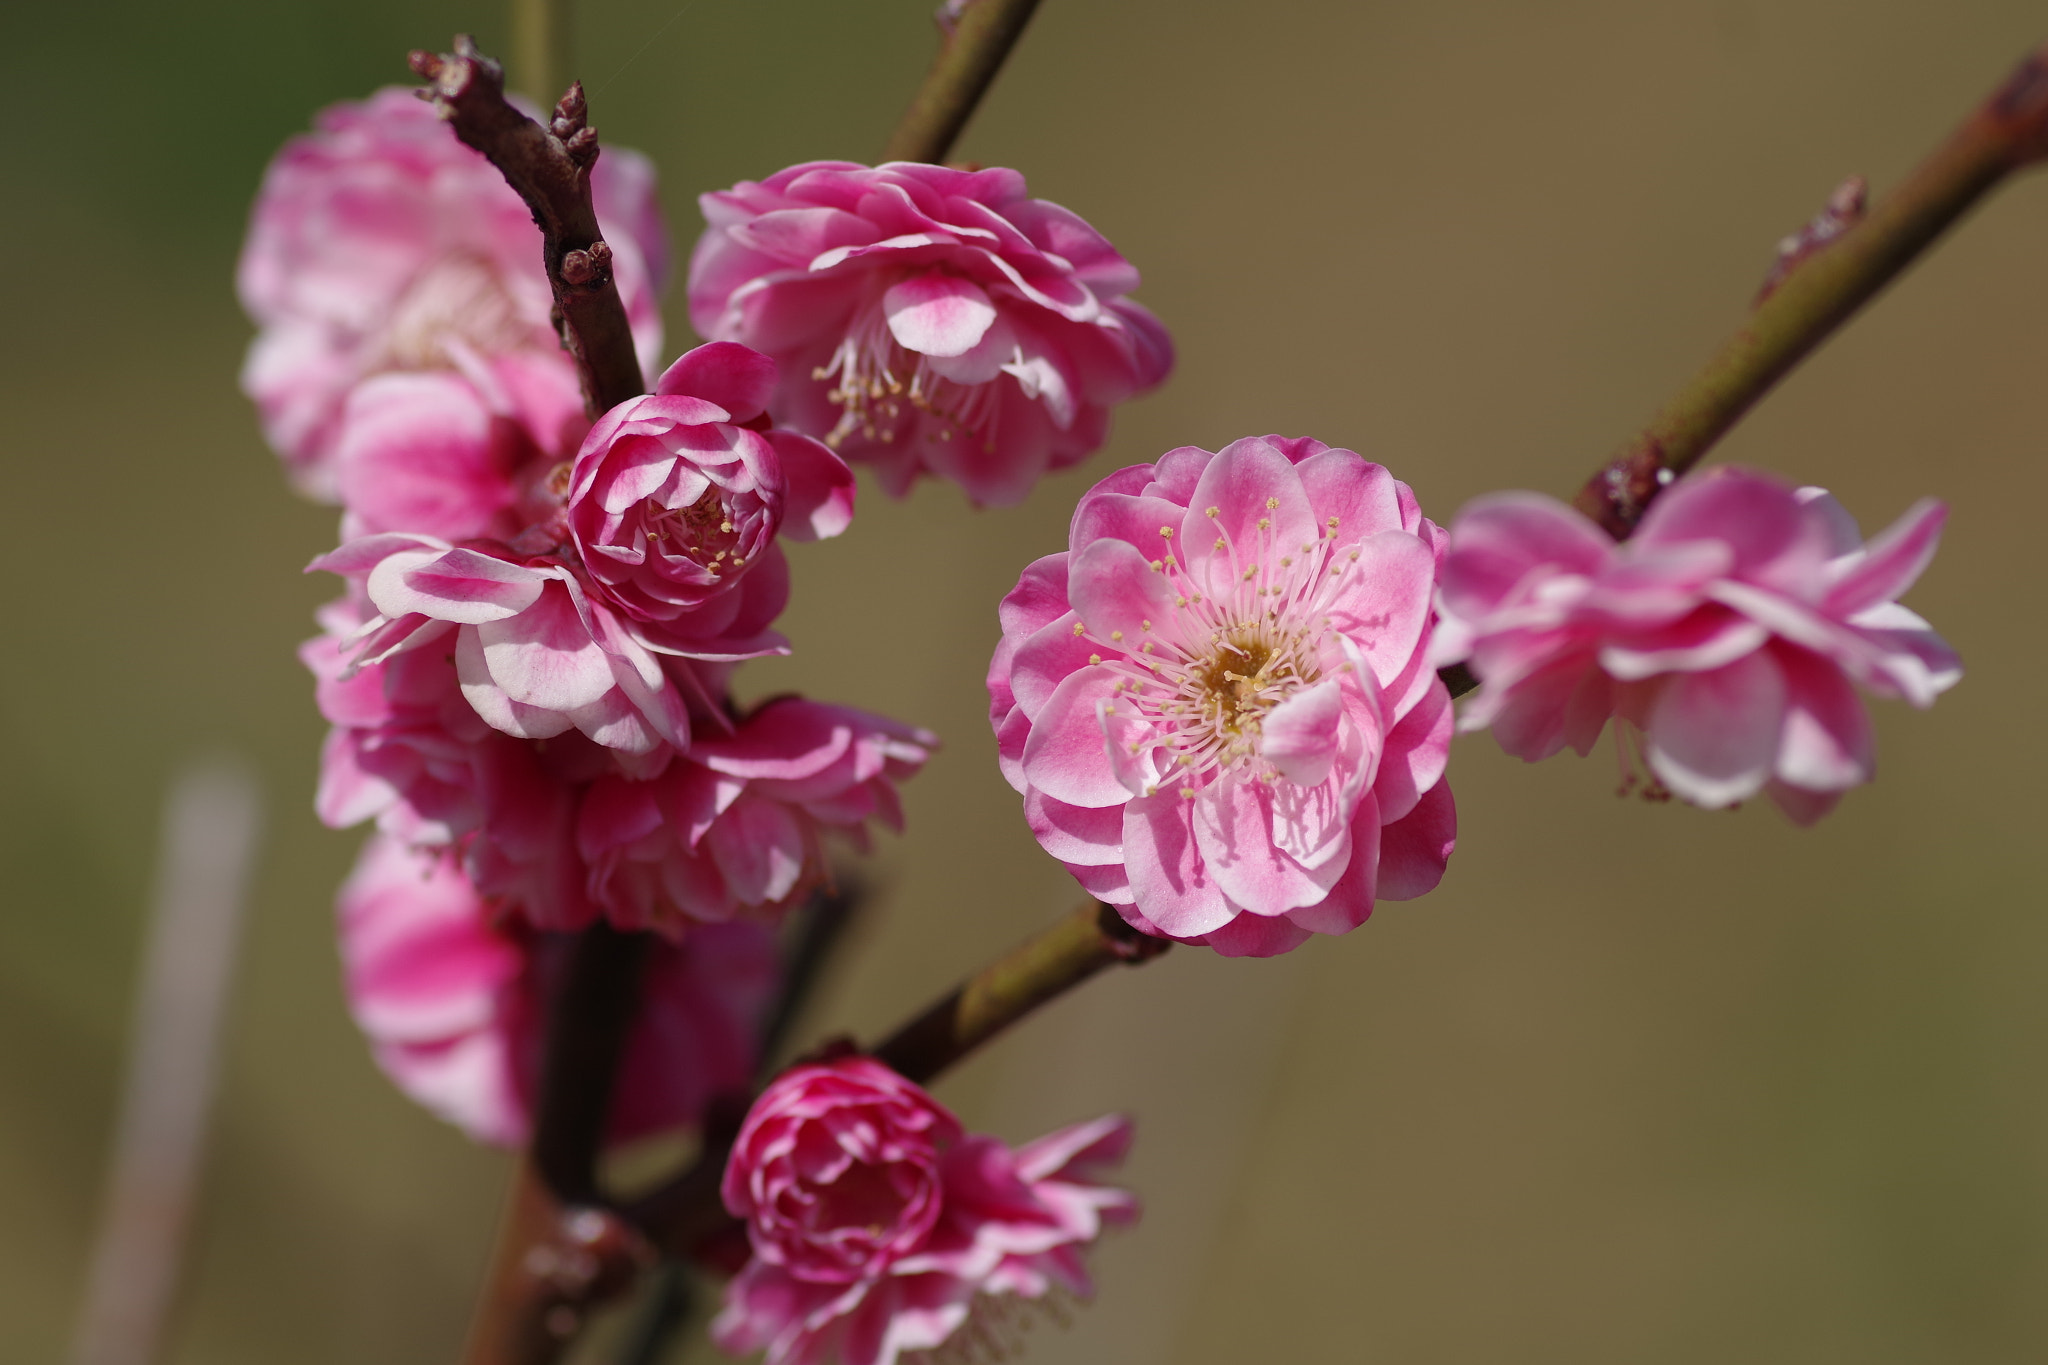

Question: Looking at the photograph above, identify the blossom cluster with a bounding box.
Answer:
[244,62,1967,1365]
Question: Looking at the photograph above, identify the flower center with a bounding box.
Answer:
[1079,505,1369,796]
[811,298,1002,454]
[380,251,533,371]
[643,488,744,575]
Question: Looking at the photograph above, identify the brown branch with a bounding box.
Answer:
[409,36,646,417]
[882,0,1045,164]
[459,925,651,1364]
[1573,40,2048,538]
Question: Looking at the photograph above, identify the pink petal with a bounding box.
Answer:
[1023,788,1125,867]
[455,627,577,739]
[1191,774,1348,916]
[1374,779,1456,901]
[1326,531,1439,690]
[1823,497,1946,617]
[1261,680,1344,788]
[372,547,547,624]
[1292,446,1404,542]
[1598,607,1768,680]
[1644,651,1788,808]
[654,340,780,421]
[1066,537,1180,648]
[882,273,997,357]
[1177,438,1318,589]
[1204,913,1316,957]
[1771,644,1873,793]
[1373,678,1453,823]
[1438,492,1612,621]
[1018,666,1131,808]
[767,429,856,542]
[1121,792,1236,938]
[472,584,620,712]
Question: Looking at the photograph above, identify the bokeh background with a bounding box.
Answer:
[5,0,2046,1360]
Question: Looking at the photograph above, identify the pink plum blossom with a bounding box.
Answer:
[688,161,1172,507]
[239,87,667,495]
[713,1056,1136,1365]
[1432,466,1961,823]
[576,698,939,933]
[989,436,1458,958]
[567,343,857,624]
[337,834,775,1147]
[309,529,782,759]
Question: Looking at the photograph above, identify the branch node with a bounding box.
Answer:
[1756,175,1867,304]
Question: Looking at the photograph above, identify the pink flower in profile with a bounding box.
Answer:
[1433,467,1961,823]
[309,529,781,758]
[688,161,1172,506]
[576,698,939,932]
[713,1056,1136,1365]
[239,86,667,495]
[989,436,1458,958]
[337,834,776,1147]
[567,343,857,624]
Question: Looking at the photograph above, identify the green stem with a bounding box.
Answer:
[509,0,574,106]
[882,0,1045,163]
[1573,41,2048,537]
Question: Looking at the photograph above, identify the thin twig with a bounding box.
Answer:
[71,762,262,1365]
[409,36,646,417]
[882,0,1045,163]
[1573,41,2048,537]
[873,902,1168,1083]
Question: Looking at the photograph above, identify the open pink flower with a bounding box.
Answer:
[1433,466,1961,823]
[714,1057,1136,1365]
[576,698,938,932]
[688,161,1172,506]
[337,834,775,1147]
[567,342,856,624]
[239,86,667,495]
[310,531,781,758]
[989,436,1458,958]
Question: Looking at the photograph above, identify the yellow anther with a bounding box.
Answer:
[1257,517,1272,530]
[1266,497,1279,510]
[1160,526,1174,538]
[1089,654,1102,665]
[1205,506,1220,518]
[1175,596,1188,607]
[1141,641,1156,653]
[1214,538,1226,550]
[1141,620,1152,631]
[1111,630,1125,641]
[1073,622,1086,635]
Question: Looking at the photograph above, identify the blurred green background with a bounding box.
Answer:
[5,0,2046,1360]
